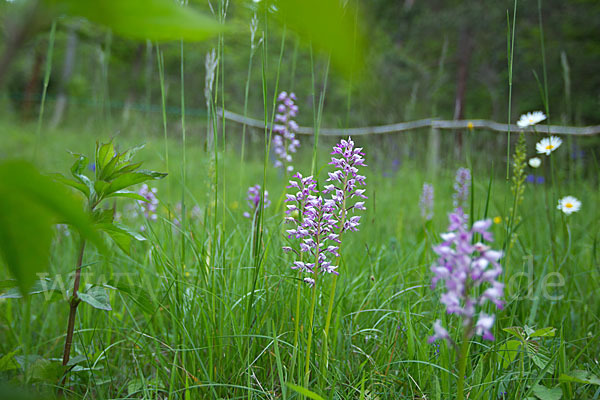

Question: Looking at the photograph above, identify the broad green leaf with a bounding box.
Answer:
[111,162,143,179]
[498,340,521,369]
[0,351,19,372]
[97,223,146,255]
[93,209,115,224]
[45,0,222,42]
[117,145,145,165]
[105,190,147,202]
[26,357,65,383]
[529,349,554,374]
[50,173,89,197]
[96,141,115,172]
[503,326,525,341]
[0,278,64,300]
[530,327,556,338]
[0,161,104,292]
[532,384,562,400]
[102,170,167,197]
[286,383,326,400]
[559,371,600,385]
[78,286,112,311]
[69,153,88,177]
[273,0,365,77]
[105,281,155,314]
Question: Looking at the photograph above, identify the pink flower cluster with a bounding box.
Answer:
[283,137,367,286]
[272,91,300,173]
[429,208,504,343]
[243,185,270,219]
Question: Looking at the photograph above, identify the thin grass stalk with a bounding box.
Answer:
[33,20,56,161]
[156,46,170,191]
[505,1,517,179]
[240,13,259,173]
[180,39,187,304]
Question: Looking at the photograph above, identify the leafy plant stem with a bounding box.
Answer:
[60,239,87,380]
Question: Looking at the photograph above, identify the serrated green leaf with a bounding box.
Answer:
[530,327,556,338]
[0,161,104,292]
[559,370,600,385]
[78,286,112,311]
[45,0,222,42]
[286,383,326,400]
[532,384,562,400]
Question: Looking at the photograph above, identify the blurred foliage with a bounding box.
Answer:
[0,0,599,126]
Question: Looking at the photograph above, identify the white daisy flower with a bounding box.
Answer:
[528,157,541,168]
[517,111,547,128]
[557,196,581,215]
[536,136,562,156]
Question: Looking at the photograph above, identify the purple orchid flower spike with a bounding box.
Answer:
[272,91,300,173]
[430,207,504,343]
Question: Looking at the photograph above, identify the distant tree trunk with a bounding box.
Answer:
[453,27,473,159]
[51,24,79,128]
[22,48,43,120]
[122,44,145,123]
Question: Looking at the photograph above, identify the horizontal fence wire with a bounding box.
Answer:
[218,109,600,137]
[5,92,599,136]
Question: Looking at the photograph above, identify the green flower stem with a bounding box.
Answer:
[304,239,321,389]
[456,324,472,400]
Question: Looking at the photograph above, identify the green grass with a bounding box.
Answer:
[0,116,599,399]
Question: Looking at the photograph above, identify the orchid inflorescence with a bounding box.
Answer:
[452,167,471,209]
[137,184,159,221]
[429,207,504,344]
[243,184,270,219]
[419,183,434,221]
[272,91,301,173]
[283,137,367,285]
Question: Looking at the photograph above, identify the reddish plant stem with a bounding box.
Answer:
[61,240,86,379]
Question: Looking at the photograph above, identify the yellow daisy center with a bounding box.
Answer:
[545,145,554,150]
[493,216,502,224]
[565,203,573,208]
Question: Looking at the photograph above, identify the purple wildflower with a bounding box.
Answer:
[526,174,545,185]
[272,91,300,173]
[243,185,270,219]
[137,184,159,221]
[419,183,434,221]
[323,137,367,231]
[430,208,504,343]
[452,167,471,209]
[284,173,340,283]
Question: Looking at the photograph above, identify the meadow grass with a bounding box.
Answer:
[0,115,598,399]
